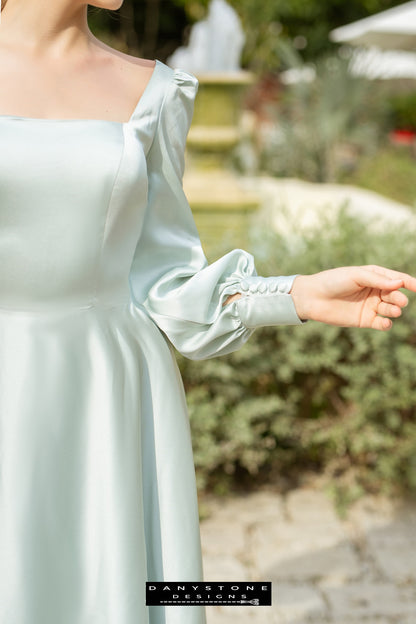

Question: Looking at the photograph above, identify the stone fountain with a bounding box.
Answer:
[168,0,260,255]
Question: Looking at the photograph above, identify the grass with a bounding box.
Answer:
[339,143,416,209]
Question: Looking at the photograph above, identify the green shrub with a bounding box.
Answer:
[178,209,416,513]
[260,51,387,183]
[387,92,416,131]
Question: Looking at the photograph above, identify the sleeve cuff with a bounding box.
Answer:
[235,275,307,329]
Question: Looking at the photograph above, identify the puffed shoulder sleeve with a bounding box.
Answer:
[128,67,305,361]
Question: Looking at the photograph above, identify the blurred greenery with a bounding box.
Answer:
[87,2,189,60]
[386,92,416,132]
[227,0,408,70]
[340,145,416,208]
[87,0,408,70]
[249,43,416,198]
[88,2,416,197]
[177,209,416,514]
[85,1,416,512]
[259,47,388,183]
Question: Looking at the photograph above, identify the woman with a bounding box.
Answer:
[0,1,415,623]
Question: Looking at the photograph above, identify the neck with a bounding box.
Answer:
[0,0,94,61]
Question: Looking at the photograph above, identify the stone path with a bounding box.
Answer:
[199,485,416,623]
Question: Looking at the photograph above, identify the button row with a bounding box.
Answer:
[239,275,298,296]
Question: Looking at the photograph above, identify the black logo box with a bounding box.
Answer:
[146,582,272,606]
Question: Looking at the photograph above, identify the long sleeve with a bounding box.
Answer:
[128,67,305,361]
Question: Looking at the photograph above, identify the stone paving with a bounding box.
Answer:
[199,484,416,623]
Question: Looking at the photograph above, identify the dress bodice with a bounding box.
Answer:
[0,62,165,310]
[0,120,146,308]
[0,60,304,360]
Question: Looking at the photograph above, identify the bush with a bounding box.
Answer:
[259,50,387,183]
[387,91,416,132]
[177,209,416,514]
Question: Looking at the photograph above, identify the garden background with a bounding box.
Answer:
[88,0,416,515]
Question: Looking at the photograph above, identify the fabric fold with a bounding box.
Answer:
[128,65,305,361]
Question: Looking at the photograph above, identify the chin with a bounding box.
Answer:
[91,0,124,10]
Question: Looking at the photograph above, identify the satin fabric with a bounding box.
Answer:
[0,60,303,624]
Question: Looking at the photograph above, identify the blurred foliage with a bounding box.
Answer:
[258,47,388,182]
[340,145,416,208]
[87,2,189,61]
[228,0,407,71]
[386,91,416,132]
[87,0,408,71]
[87,1,416,513]
[177,209,416,514]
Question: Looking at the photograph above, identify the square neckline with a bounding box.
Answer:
[0,59,160,125]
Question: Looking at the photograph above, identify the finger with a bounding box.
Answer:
[363,265,416,293]
[362,264,408,279]
[355,268,404,292]
[381,290,409,308]
[372,315,393,331]
[398,274,416,294]
[377,302,402,318]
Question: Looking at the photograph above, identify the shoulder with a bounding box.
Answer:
[90,34,198,95]
[92,36,198,91]
[90,37,156,81]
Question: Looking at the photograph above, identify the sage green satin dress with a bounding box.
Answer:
[0,60,303,624]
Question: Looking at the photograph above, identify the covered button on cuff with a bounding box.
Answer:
[236,274,307,328]
[238,275,297,295]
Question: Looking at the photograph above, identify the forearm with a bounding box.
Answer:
[224,267,416,330]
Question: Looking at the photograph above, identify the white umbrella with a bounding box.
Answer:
[349,46,416,79]
[330,0,416,50]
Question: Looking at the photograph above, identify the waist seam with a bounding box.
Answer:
[0,299,131,315]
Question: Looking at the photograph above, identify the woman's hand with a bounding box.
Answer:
[290,265,416,331]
